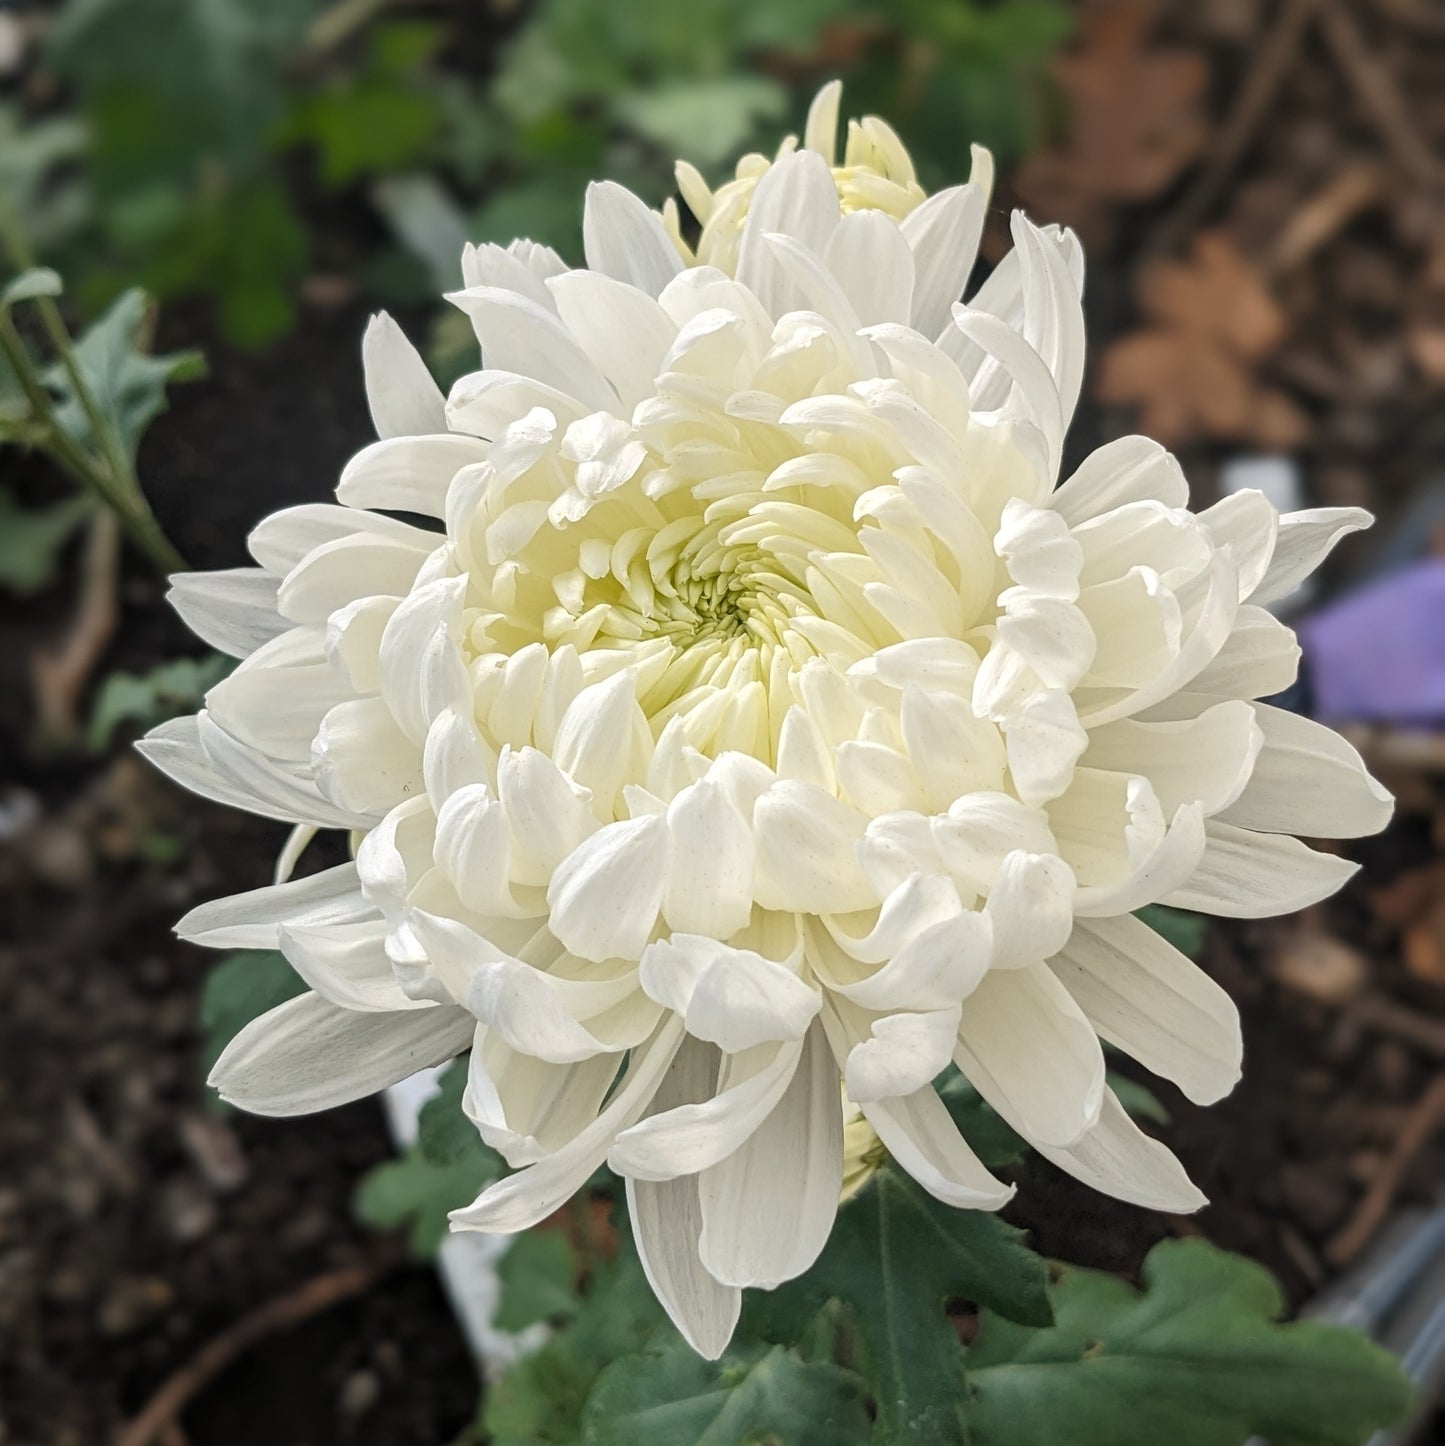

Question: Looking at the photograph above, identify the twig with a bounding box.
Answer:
[1319,0,1441,187]
[116,1261,388,1446]
[1352,994,1445,1059]
[1266,163,1385,277]
[30,509,120,741]
[1326,1074,1445,1267]
[1146,0,1324,256]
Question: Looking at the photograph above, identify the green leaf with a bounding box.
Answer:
[764,1165,1052,1445]
[42,288,205,466]
[198,949,306,1082]
[0,486,94,595]
[1136,904,1207,960]
[484,1244,670,1446]
[417,1056,494,1170]
[2,269,64,309]
[581,1341,872,1446]
[358,1056,504,1257]
[0,105,91,254]
[495,1230,581,1332]
[87,652,231,751]
[355,1140,501,1257]
[962,1238,1413,1446]
[616,77,787,168]
[51,0,315,171]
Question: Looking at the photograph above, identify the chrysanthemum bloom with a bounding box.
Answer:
[146,83,1391,1357]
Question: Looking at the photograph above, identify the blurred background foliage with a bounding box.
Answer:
[3,0,1072,351]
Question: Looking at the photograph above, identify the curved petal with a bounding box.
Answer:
[1050,914,1241,1105]
[697,1021,842,1289]
[954,962,1105,1149]
[209,991,473,1115]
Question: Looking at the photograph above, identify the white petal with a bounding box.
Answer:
[452,1020,684,1231]
[1033,1087,1206,1213]
[464,1037,618,1167]
[1165,820,1359,918]
[1049,435,1187,527]
[177,862,372,949]
[167,569,285,659]
[753,780,872,914]
[628,1038,741,1359]
[736,150,842,318]
[362,311,448,438]
[582,180,686,298]
[698,1021,842,1289]
[548,270,677,409]
[984,850,1076,969]
[640,934,820,1054]
[845,1005,961,1102]
[954,962,1105,1149]
[311,696,424,817]
[608,1036,804,1182]
[278,920,425,1012]
[825,211,914,326]
[662,779,756,939]
[337,434,482,517]
[547,816,668,963]
[1187,604,1300,700]
[903,182,988,338]
[497,745,597,884]
[1217,703,1392,838]
[445,285,617,412]
[209,991,473,1115]
[1083,701,1263,816]
[1252,507,1372,606]
[1072,802,1207,918]
[139,714,370,830]
[861,1086,1013,1210]
[1050,915,1241,1105]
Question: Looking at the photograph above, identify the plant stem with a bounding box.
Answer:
[0,206,186,575]
[0,312,185,574]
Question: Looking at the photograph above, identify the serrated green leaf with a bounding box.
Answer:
[762,1165,1051,1445]
[581,1341,871,1446]
[0,486,94,595]
[42,288,204,466]
[87,652,231,751]
[417,1056,493,1170]
[355,1141,501,1257]
[963,1238,1412,1446]
[495,1229,581,1332]
[358,1055,504,1256]
[199,949,306,1084]
[2,269,64,308]
[484,1244,670,1446]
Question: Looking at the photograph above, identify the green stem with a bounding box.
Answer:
[0,207,186,575]
[0,313,185,575]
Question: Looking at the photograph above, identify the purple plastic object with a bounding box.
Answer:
[1298,558,1445,726]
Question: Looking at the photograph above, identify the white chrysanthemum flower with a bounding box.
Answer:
[145,85,1392,1359]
